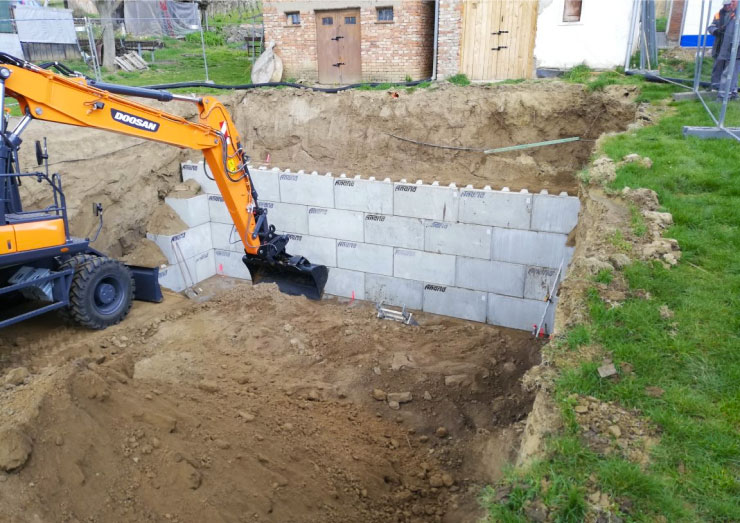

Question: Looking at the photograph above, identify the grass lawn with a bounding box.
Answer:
[484,73,740,521]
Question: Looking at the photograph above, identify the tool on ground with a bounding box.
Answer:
[376,302,418,326]
[0,52,327,330]
[534,258,565,339]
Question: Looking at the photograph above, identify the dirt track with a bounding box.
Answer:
[0,279,541,522]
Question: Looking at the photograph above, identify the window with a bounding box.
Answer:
[377,7,393,22]
[322,16,333,25]
[345,16,356,25]
[563,0,582,22]
[286,11,301,25]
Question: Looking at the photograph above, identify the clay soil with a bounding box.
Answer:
[0,279,541,522]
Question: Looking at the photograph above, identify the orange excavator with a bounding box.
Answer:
[0,53,327,329]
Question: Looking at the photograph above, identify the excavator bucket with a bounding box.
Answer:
[243,254,328,301]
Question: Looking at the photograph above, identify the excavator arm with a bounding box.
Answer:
[0,54,327,299]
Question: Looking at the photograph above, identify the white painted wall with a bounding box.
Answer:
[681,0,725,46]
[534,0,635,69]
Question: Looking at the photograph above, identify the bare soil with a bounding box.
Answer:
[0,279,542,523]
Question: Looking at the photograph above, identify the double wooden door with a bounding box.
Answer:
[316,9,361,84]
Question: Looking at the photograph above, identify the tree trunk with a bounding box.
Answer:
[95,0,120,70]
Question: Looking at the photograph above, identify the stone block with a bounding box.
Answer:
[524,265,560,301]
[491,228,572,269]
[364,274,423,309]
[324,267,365,299]
[455,257,525,297]
[334,176,394,214]
[487,294,553,332]
[279,171,334,207]
[393,249,455,286]
[337,241,393,275]
[250,167,281,202]
[458,189,532,229]
[210,222,243,253]
[147,223,212,264]
[262,201,309,234]
[214,249,251,280]
[393,183,459,222]
[285,233,336,267]
[531,194,581,234]
[308,207,364,241]
[424,221,492,259]
[423,285,487,322]
[364,214,424,250]
[165,194,209,227]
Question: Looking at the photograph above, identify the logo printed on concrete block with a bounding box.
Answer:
[523,266,559,300]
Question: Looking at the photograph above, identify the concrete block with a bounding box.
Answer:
[393,249,455,286]
[214,249,251,280]
[210,222,243,253]
[262,201,309,234]
[324,267,365,299]
[364,214,424,250]
[424,221,492,259]
[286,233,336,267]
[208,195,231,224]
[455,258,525,297]
[157,250,216,292]
[337,241,393,275]
[181,161,218,194]
[458,189,532,229]
[487,294,552,332]
[158,263,186,293]
[393,183,459,222]
[523,265,559,301]
[491,228,573,269]
[279,171,334,207]
[531,194,580,234]
[365,274,423,309]
[250,167,281,202]
[334,176,393,214]
[423,285,487,322]
[165,194,209,228]
[308,207,364,241]
[147,223,212,264]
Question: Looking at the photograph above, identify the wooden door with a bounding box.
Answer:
[461,0,538,81]
[316,9,361,84]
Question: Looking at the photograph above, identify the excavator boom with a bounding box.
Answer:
[0,53,327,299]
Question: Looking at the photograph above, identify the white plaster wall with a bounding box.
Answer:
[682,0,725,43]
[534,0,634,69]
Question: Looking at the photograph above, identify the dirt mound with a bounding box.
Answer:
[147,202,188,235]
[0,280,542,522]
[120,238,168,267]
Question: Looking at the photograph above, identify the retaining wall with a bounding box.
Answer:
[149,161,579,332]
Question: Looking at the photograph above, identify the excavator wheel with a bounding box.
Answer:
[57,254,98,324]
[68,257,135,330]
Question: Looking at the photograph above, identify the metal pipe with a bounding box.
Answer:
[171,93,202,103]
[720,10,740,126]
[624,0,641,71]
[693,0,708,92]
[432,0,440,79]
[199,16,210,83]
[9,114,32,142]
[0,79,6,135]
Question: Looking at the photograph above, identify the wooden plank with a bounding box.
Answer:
[126,51,149,69]
[460,0,473,77]
[483,0,496,80]
[316,10,341,83]
[114,56,135,72]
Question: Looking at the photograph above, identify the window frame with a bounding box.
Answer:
[562,0,582,23]
[376,6,394,23]
[285,11,301,26]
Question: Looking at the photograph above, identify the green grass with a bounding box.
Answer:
[447,73,471,86]
[484,75,740,521]
[656,16,668,33]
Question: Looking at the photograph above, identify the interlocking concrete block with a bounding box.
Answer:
[364,274,423,309]
[491,228,573,269]
[158,263,186,293]
[393,183,459,222]
[147,223,212,264]
[208,195,231,224]
[286,233,336,267]
[364,214,424,250]
[263,201,309,234]
[423,285,487,322]
[181,161,218,194]
[394,249,455,286]
[210,222,243,253]
[324,267,365,299]
[279,171,334,207]
[337,241,393,275]
[308,207,364,241]
[424,221,492,259]
[458,189,533,229]
[250,167,281,202]
[334,177,393,214]
[165,194,209,227]
[487,294,553,332]
[455,257,525,297]
[531,194,581,234]
[214,249,251,280]
[158,250,216,292]
[524,266,559,300]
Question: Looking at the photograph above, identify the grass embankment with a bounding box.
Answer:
[485,71,740,521]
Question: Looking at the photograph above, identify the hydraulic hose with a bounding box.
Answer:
[140,79,433,93]
[624,69,712,89]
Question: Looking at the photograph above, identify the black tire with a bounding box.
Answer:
[68,257,135,330]
[58,254,99,323]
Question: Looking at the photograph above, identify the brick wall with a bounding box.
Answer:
[436,0,461,78]
[264,0,436,82]
[667,0,685,42]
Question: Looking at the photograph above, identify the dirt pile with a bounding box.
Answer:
[0,281,542,522]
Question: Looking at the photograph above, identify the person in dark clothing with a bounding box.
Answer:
[709,0,737,89]
[718,2,740,100]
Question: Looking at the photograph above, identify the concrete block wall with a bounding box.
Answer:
[167,161,580,332]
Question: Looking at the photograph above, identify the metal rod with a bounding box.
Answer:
[171,93,203,103]
[0,79,6,135]
[483,136,580,155]
[9,114,32,142]
[693,0,708,92]
[696,90,721,125]
[719,10,740,126]
[432,0,440,79]
[624,0,641,71]
[199,16,210,83]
